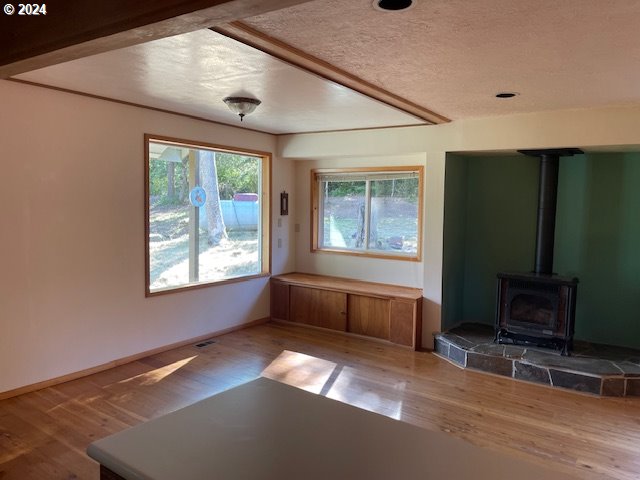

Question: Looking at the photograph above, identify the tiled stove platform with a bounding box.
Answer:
[434,324,640,396]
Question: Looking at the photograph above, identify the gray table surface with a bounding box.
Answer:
[87,377,574,479]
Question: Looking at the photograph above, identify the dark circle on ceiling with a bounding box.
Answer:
[496,92,518,98]
[375,0,414,11]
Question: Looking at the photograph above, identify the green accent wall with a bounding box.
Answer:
[443,152,640,348]
[442,154,468,329]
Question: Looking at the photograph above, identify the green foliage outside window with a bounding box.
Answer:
[149,153,259,203]
[325,177,418,200]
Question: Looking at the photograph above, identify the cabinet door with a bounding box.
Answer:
[290,286,347,331]
[270,280,289,321]
[347,295,390,340]
[389,300,417,347]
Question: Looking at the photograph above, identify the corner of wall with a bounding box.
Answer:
[441,153,470,331]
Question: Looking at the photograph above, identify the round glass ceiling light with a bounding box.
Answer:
[373,0,415,12]
[223,96,261,121]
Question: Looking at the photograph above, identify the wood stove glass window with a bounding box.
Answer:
[510,294,554,326]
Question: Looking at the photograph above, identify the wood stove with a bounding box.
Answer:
[495,148,581,355]
[496,272,577,355]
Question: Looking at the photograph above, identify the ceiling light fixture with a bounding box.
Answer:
[223,96,261,121]
[495,92,519,98]
[373,0,414,12]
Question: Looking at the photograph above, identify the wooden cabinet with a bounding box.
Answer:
[271,273,423,350]
[290,286,347,331]
[271,280,290,321]
[389,300,420,347]
[348,295,390,339]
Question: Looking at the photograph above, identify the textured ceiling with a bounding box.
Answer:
[14,1,640,129]
[14,30,423,134]
[244,0,640,119]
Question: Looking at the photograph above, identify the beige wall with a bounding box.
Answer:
[0,80,294,393]
[279,104,640,348]
[5,75,640,392]
[278,105,640,159]
[293,154,426,288]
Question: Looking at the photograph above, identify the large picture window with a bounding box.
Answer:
[145,135,270,295]
[312,167,423,261]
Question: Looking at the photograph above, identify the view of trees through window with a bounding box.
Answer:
[318,170,421,258]
[147,139,266,293]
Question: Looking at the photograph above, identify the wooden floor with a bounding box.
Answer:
[1,322,640,480]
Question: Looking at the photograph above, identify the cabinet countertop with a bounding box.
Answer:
[272,272,422,301]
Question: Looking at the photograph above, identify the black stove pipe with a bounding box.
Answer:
[534,154,559,274]
[518,148,584,275]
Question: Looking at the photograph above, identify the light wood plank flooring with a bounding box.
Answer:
[1,322,640,479]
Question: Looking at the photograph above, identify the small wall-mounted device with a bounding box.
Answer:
[280,191,289,216]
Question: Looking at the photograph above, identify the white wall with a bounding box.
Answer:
[0,80,294,393]
[280,104,640,348]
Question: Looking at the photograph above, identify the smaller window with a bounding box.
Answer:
[311,167,423,261]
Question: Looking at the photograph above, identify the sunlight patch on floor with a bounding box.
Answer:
[326,367,406,420]
[117,356,197,387]
[261,350,405,419]
[261,350,337,394]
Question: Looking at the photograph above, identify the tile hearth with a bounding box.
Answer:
[434,324,640,396]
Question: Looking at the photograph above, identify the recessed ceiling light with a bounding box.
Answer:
[495,92,519,99]
[373,0,415,12]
